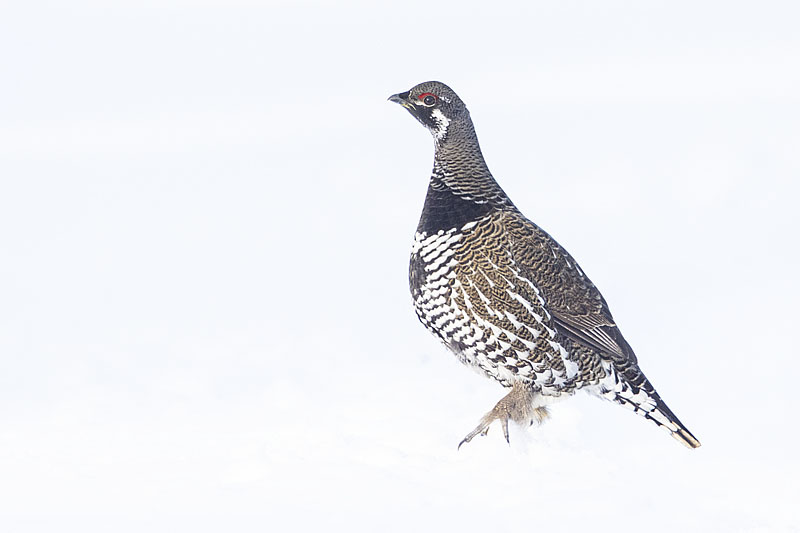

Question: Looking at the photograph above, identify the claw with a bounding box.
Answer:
[458,421,487,449]
[456,383,548,449]
[457,410,509,449]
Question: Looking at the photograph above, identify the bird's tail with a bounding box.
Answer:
[593,361,701,449]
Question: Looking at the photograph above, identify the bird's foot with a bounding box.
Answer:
[457,383,548,449]
[458,408,510,449]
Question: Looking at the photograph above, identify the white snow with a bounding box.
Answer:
[1,1,799,532]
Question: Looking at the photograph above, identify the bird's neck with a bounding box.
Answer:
[416,128,513,234]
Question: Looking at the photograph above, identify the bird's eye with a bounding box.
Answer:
[419,93,437,107]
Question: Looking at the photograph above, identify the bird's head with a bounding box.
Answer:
[389,81,468,143]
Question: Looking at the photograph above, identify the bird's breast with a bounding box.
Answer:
[409,216,585,393]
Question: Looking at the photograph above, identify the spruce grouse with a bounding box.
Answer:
[389,81,700,449]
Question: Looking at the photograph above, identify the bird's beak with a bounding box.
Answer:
[388,91,415,111]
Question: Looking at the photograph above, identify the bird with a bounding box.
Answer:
[389,81,700,450]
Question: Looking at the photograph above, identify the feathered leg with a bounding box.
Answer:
[458,382,549,449]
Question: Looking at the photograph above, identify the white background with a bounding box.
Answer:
[1,1,799,531]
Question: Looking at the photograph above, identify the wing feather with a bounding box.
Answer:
[504,212,637,363]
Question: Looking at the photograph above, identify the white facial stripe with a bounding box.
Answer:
[430,108,451,140]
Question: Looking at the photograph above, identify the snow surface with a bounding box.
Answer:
[1,1,799,531]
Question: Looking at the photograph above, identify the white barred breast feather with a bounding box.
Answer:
[409,216,584,399]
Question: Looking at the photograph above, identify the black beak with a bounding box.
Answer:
[388,91,410,105]
[388,91,416,112]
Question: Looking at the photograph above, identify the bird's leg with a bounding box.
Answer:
[458,382,548,449]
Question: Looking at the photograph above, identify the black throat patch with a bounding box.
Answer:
[416,181,495,234]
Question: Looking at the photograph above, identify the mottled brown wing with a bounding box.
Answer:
[504,212,637,364]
